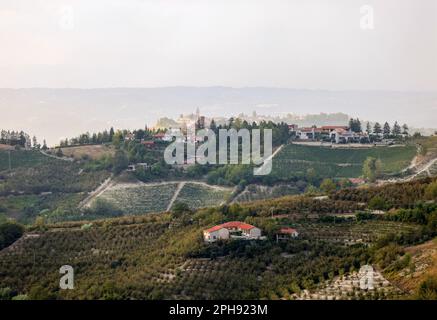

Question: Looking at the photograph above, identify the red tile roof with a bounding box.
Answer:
[321,126,349,130]
[204,221,256,233]
[279,227,298,234]
[204,225,227,233]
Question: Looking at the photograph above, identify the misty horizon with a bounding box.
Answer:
[1,86,436,147]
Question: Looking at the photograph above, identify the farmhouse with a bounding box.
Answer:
[203,221,262,242]
[297,127,322,140]
[276,227,299,242]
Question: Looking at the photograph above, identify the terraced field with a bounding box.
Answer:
[281,220,420,245]
[173,183,233,210]
[271,144,416,179]
[97,183,179,214]
[94,181,233,214]
[293,266,401,300]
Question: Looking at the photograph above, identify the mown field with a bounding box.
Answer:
[272,144,417,179]
[56,144,115,161]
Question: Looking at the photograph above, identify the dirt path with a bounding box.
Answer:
[253,144,284,175]
[78,175,114,209]
[405,157,437,181]
[39,150,74,162]
[166,182,186,211]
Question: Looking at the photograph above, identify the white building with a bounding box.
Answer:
[203,226,230,242]
[203,221,262,242]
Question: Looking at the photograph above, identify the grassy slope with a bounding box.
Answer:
[0,150,56,171]
[58,144,115,161]
[0,150,110,223]
[272,144,416,179]
[386,238,437,294]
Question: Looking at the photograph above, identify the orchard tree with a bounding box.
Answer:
[320,178,337,194]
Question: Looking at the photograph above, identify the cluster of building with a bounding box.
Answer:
[203,221,299,243]
[288,125,371,144]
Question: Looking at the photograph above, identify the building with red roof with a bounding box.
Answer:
[276,227,299,242]
[203,221,262,242]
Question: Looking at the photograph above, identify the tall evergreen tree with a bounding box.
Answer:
[402,124,409,136]
[373,122,382,135]
[383,122,391,137]
[366,122,372,134]
[392,121,401,136]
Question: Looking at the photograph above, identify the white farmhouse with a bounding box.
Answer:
[203,221,262,242]
[203,225,230,242]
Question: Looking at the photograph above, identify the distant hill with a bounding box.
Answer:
[1,87,436,146]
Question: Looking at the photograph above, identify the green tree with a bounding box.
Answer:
[416,277,437,300]
[383,122,391,137]
[402,124,409,136]
[112,150,129,174]
[172,202,191,217]
[320,178,337,194]
[112,131,124,148]
[368,196,387,210]
[363,157,382,182]
[392,121,401,136]
[366,122,372,134]
[56,148,63,157]
[425,181,437,200]
[373,122,382,135]
[0,222,24,250]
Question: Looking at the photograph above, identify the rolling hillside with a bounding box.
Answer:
[1,177,436,300]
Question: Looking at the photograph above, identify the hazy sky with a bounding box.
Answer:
[0,0,437,91]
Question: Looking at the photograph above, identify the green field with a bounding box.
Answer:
[272,144,417,179]
[97,183,179,214]
[0,150,56,171]
[173,183,233,210]
[95,182,233,214]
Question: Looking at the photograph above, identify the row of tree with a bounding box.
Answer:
[349,118,409,137]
